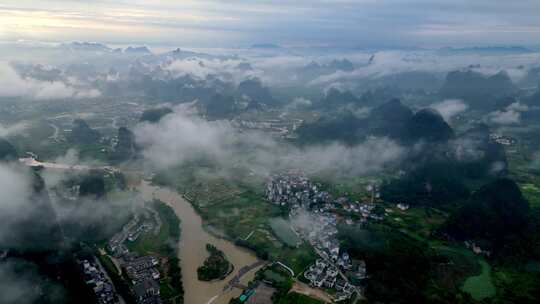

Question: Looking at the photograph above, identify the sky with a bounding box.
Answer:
[2,0,540,48]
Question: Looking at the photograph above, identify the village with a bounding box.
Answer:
[231,114,304,139]
[105,202,163,304]
[81,258,120,304]
[264,171,388,302]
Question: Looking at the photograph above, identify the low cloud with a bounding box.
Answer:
[0,122,28,137]
[284,138,404,177]
[531,152,540,170]
[0,261,43,304]
[0,164,32,218]
[135,111,233,168]
[40,149,80,188]
[309,50,539,86]
[430,99,468,122]
[0,159,133,251]
[284,97,312,111]
[0,62,101,100]
[135,109,404,178]
[163,58,262,84]
[487,102,528,125]
[0,163,59,250]
[452,138,485,162]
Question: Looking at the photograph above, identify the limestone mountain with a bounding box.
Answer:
[439,70,517,108]
[443,178,530,254]
[110,127,139,163]
[68,119,100,145]
[140,107,173,123]
[236,78,275,106]
[318,88,362,109]
[401,108,455,144]
[368,98,414,139]
[0,138,18,161]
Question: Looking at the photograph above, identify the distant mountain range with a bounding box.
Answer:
[439,70,517,108]
[298,98,456,144]
[60,41,153,55]
[438,46,533,55]
[250,43,281,49]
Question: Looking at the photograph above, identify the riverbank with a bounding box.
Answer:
[197,244,234,282]
[140,181,262,304]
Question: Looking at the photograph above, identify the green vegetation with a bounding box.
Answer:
[339,224,482,303]
[197,244,232,281]
[147,115,540,304]
[313,175,380,202]
[381,161,471,207]
[165,256,183,302]
[492,267,540,302]
[0,137,18,160]
[140,107,173,123]
[443,179,531,256]
[99,253,119,275]
[338,173,540,303]
[461,260,496,301]
[341,226,433,303]
[56,173,132,245]
[127,200,180,256]
[521,182,540,208]
[254,264,294,303]
[109,127,138,163]
[402,108,455,143]
[215,191,316,273]
[525,260,540,272]
[262,269,288,283]
[69,119,101,145]
[153,164,317,274]
[269,218,301,247]
[97,253,136,303]
[78,170,106,198]
[5,39,539,304]
[125,200,184,303]
[276,293,324,304]
[381,124,507,207]
[439,70,517,108]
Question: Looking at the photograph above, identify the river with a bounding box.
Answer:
[140,181,261,304]
[18,158,262,304]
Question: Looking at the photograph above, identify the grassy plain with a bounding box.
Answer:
[461,260,496,301]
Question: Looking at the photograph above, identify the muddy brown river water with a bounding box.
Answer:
[18,159,262,304]
[140,181,261,304]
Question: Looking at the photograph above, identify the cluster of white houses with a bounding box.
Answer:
[266,172,385,221]
[232,117,303,139]
[303,259,364,301]
[108,208,158,257]
[266,171,330,208]
[489,133,515,146]
[106,209,163,304]
[82,259,119,304]
[124,256,161,304]
[266,172,370,301]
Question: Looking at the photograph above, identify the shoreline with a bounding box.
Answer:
[140,181,262,304]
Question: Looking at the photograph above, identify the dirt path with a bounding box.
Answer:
[290,281,333,303]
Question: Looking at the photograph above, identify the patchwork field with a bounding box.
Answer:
[461,260,496,301]
[269,217,301,247]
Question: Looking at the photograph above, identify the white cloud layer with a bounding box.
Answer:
[487,102,529,125]
[3,1,540,47]
[0,62,101,100]
[135,108,404,177]
[310,51,539,86]
[430,99,468,122]
[0,122,28,137]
